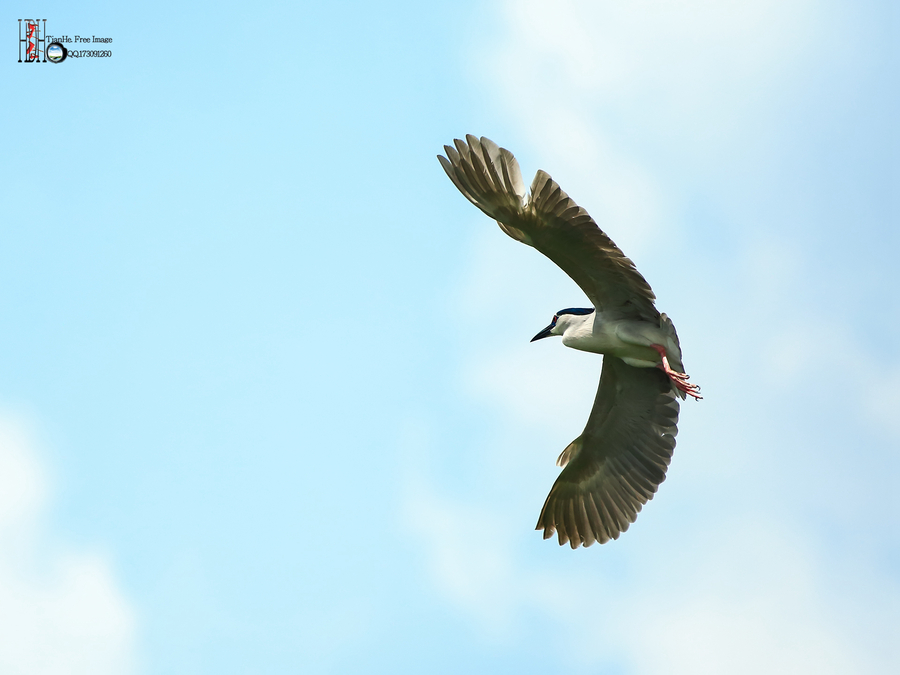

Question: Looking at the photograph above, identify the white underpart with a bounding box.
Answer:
[554,312,680,369]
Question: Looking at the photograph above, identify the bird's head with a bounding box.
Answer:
[531,307,595,342]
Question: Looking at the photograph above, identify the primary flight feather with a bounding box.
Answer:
[439,135,701,548]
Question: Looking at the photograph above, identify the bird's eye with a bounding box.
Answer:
[551,315,558,325]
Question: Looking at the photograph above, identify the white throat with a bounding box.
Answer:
[556,313,595,345]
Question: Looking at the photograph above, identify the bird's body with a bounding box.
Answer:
[554,311,682,370]
[438,135,701,548]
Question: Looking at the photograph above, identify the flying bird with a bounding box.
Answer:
[438,135,701,549]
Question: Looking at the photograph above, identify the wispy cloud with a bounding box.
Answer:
[0,415,137,675]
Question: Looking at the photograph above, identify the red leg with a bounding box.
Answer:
[651,344,703,400]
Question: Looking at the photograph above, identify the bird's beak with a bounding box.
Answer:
[531,324,556,342]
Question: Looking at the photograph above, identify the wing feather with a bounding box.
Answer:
[584,494,608,543]
[438,136,658,320]
[535,357,679,548]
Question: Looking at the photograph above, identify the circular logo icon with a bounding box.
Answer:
[47,42,67,63]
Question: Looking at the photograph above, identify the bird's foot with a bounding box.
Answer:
[651,344,703,400]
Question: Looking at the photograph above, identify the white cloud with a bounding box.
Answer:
[621,522,883,675]
[402,474,585,644]
[466,0,835,259]
[0,415,137,675]
[483,0,822,135]
[406,464,896,672]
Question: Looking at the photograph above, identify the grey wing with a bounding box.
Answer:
[536,356,679,548]
[438,135,659,322]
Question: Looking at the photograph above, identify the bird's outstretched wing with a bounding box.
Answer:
[438,135,659,321]
[536,356,679,548]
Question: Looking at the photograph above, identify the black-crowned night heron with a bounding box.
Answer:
[438,135,701,548]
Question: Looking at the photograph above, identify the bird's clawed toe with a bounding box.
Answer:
[675,379,703,400]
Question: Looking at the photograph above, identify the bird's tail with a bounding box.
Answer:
[437,135,533,245]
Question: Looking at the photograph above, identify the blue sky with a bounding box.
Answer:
[1,1,897,673]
